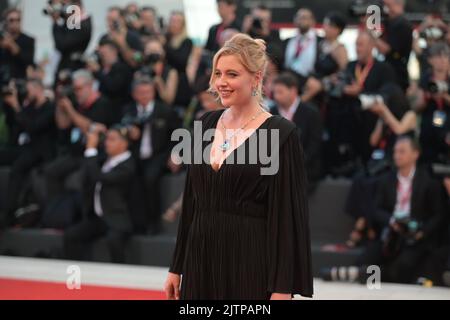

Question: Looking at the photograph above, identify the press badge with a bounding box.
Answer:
[70,127,82,144]
[432,110,447,128]
[371,149,385,160]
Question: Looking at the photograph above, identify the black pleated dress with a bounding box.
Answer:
[169,109,313,300]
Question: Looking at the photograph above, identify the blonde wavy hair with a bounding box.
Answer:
[209,33,268,105]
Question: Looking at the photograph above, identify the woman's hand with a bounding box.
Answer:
[270,293,292,300]
[164,272,181,300]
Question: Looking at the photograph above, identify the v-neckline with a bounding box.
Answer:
[209,109,273,173]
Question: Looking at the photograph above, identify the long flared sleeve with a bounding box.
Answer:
[267,125,314,298]
[169,164,195,275]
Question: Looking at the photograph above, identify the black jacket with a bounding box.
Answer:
[270,101,323,182]
[83,154,135,232]
[122,101,180,163]
[374,167,446,243]
[0,32,35,80]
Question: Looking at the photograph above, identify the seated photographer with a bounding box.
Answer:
[99,6,143,69]
[2,78,56,225]
[45,70,112,205]
[300,12,348,104]
[0,8,35,80]
[140,38,179,108]
[121,77,180,235]
[86,38,133,123]
[323,136,446,284]
[344,84,417,248]
[413,42,450,165]
[63,125,135,263]
[48,0,92,74]
[270,72,323,192]
[164,11,194,109]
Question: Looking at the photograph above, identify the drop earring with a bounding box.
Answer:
[252,88,258,96]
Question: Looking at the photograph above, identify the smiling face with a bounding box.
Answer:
[212,54,260,107]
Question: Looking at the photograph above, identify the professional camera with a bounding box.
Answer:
[382,215,422,257]
[427,80,450,94]
[55,69,73,98]
[121,111,152,129]
[420,26,446,41]
[359,94,385,110]
[42,0,70,17]
[251,17,263,30]
[322,71,352,98]
[135,53,163,79]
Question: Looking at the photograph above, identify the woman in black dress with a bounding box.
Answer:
[164,33,313,300]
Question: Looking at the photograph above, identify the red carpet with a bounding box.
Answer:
[0,277,166,300]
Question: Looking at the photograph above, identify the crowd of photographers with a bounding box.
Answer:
[0,0,449,285]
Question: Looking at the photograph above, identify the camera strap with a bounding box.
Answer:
[355,58,374,88]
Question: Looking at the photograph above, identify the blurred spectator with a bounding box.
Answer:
[375,0,413,91]
[333,31,396,170]
[271,72,323,191]
[165,11,194,109]
[263,42,284,106]
[45,70,112,205]
[121,78,180,235]
[64,125,135,263]
[139,38,179,108]
[344,84,417,248]
[413,43,450,165]
[283,8,318,88]
[301,11,348,103]
[100,6,143,69]
[49,0,92,75]
[123,2,141,32]
[205,0,240,54]
[87,38,133,123]
[138,6,162,43]
[413,15,448,83]
[0,8,35,80]
[2,78,56,224]
[242,4,281,48]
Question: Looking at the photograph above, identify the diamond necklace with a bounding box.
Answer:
[218,108,265,153]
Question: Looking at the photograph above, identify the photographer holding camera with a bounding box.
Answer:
[139,38,179,108]
[121,77,180,235]
[323,136,446,284]
[375,0,413,92]
[2,78,56,225]
[99,6,143,69]
[45,70,112,208]
[0,8,35,81]
[47,0,92,75]
[63,124,135,263]
[87,38,133,123]
[413,42,450,165]
[413,14,448,83]
[242,5,280,48]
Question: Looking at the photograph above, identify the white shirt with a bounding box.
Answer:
[84,148,132,217]
[137,101,155,160]
[278,97,301,122]
[284,29,318,77]
[393,166,416,221]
